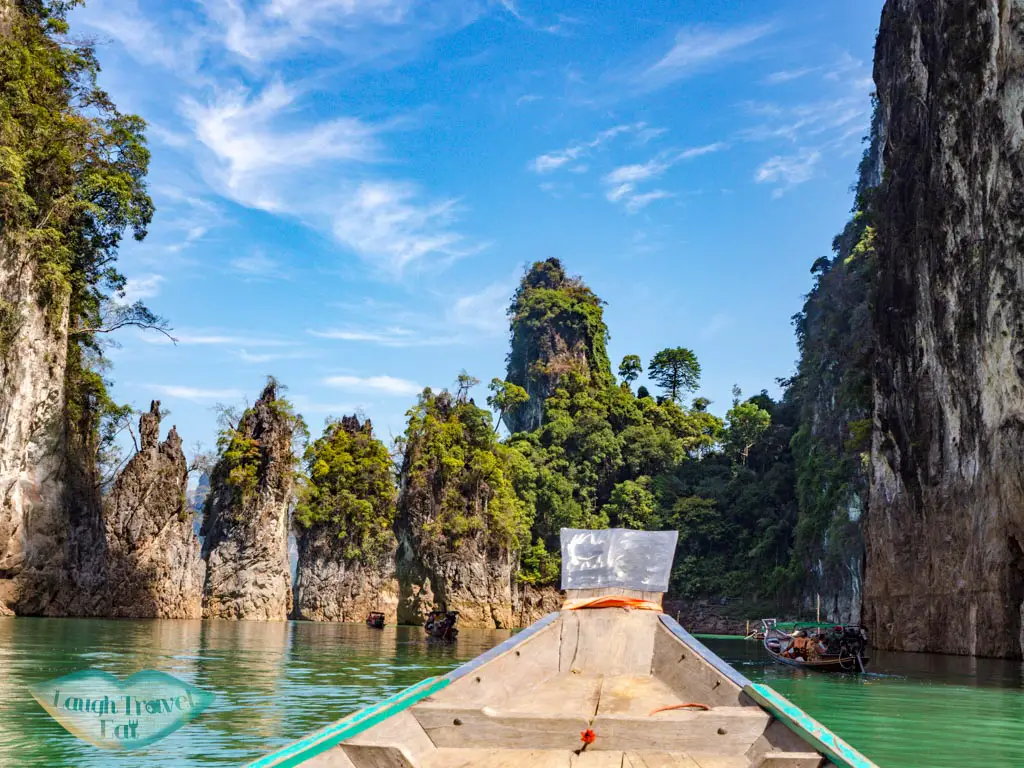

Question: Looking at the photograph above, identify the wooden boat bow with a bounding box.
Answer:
[249,530,877,768]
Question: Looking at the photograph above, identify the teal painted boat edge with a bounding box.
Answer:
[244,675,450,768]
[658,614,752,689]
[746,682,878,768]
[446,611,560,682]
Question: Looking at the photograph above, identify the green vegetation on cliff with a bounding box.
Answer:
[295,416,396,562]
[398,388,532,550]
[0,0,157,475]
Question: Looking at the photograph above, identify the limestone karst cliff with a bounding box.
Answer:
[202,381,300,620]
[866,0,1024,658]
[100,401,203,617]
[504,258,613,434]
[395,389,530,628]
[293,416,398,622]
[0,0,154,616]
[788,109,884,625]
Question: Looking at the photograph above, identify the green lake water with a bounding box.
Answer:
[0,617,1022,767]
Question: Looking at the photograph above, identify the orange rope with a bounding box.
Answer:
[561,596,663,612]
[649,703,711,715]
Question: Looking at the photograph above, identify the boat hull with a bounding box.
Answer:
[249,605,878,768]
[764,646,870,672]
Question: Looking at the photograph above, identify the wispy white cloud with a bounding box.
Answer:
[602,143,724,212]
[322,374,423,396]
[200,0,480,63]
[150,384,246,402]
[764,67,817,85]
[529,123,646,174]
[638,24,772,90]
[140,331,293,347]
[330,181,481,276]
[515,94,543,107]
[625,190,673,213]
[755,150,822,197]
[183,79,380,210]
[234,349,315,363]
[308,326,442,346]
[78,0,203,71]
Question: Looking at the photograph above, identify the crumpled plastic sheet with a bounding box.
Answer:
[560,528,678,592]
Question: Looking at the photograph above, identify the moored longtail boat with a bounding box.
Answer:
[762,619,870,673]
[249,530,877,768]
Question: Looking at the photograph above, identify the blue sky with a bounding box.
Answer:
[73,0,883,463]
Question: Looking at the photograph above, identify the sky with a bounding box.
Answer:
[71,0,885,464]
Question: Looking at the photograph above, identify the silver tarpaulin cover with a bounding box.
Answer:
[559,528,678,592]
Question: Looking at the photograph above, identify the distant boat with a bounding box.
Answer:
[424,610,458,641]
[248,530,878,768]
[762,618,870,672]
[365,612,385,629]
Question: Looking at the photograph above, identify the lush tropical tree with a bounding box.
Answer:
[486,378,529,434]
[618,354,642,386]
[648,348,701,403]
[725,389,772,466]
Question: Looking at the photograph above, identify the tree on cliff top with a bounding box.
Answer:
[294,415,396,562]
[0,0,163,479]
[398,387,532,551]
[504,258,613,433]
[648,347,701,403]
[205,378,306,515]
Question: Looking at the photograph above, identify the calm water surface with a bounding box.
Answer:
[0,616,1022,767]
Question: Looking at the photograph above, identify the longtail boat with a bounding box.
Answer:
[250,530,877,768]
[762,620,870,673]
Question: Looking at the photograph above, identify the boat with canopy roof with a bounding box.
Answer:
[762,619,870,673]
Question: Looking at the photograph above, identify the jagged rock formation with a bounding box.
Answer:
[396,389,529,628]
[789,109,884,625]
[866,0,1024,658]
[100,402,203,617]
[293,416,399,622]
[504,258,613,434]
[202,381,298,620]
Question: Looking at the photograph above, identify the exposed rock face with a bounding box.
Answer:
[101,402,203,617]
[294,535,399,622]
[866,0,1024,658]
[293,416,399,622]
[202,382,296,620]
[504,258,613,434]
[0,237,70,613]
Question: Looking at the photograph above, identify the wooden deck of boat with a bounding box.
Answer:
[294,608,836,768]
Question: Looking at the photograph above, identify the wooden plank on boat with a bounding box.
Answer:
[559,609,658,676]
[623,753,702,767]
[339,745,416,768]
[743,684,877,768]
[687,758,748,768]
[595,675,686,717]
[447,612,560,683]
[571,752,626,767]
[412,704,591,750]
[754,753,824,768]
[341,711,434,768]
[245,677,450,768]
[500,674,602,716]
[423,748,573,768]
[434,614,562,708]
[651,625,751,708]
[590,709,770,754]
[657,615,751,690]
